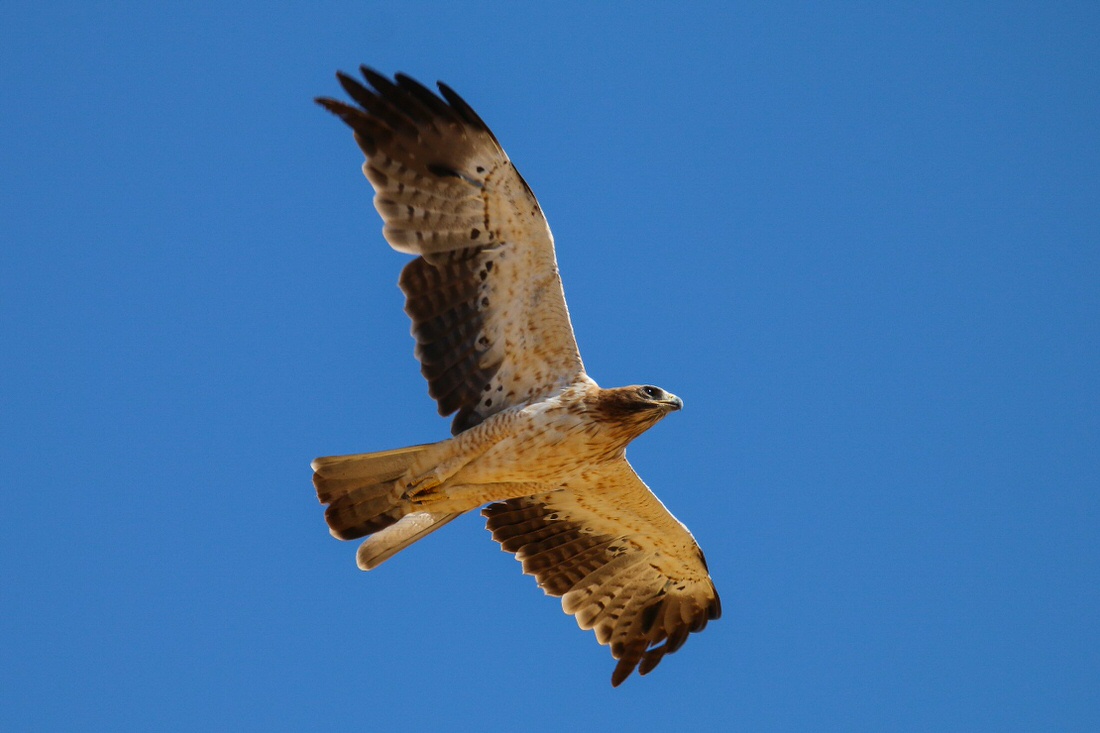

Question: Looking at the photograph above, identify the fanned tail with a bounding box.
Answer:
[312,444,434,542]
[313,444,466,569]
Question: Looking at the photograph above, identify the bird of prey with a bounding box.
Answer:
[313,67,720,686]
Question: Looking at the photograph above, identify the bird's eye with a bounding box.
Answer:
[642,386,661,399]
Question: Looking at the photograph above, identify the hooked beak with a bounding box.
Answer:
[664,393,684,411]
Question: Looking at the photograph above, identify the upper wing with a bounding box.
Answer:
[317,68,585,434]
[482,459,720,686]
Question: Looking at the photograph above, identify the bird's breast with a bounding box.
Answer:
[449,400,619,485]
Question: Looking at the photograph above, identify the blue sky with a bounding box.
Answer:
[2,2,1098,730]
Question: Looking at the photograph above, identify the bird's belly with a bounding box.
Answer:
[450,414,611,486]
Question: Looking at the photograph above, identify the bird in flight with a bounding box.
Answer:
[314,67,720,686]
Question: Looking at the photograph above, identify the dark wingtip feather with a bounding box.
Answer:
[638,648,665,676]
[336,71,379,110]
[610,658,634,687]
[394,72,433,95]
[396,72,464,122]
[437,81,500,145]
[315,96,351,115]
[709,592,722,620]
[359,66,404,106]
[358,67,436,124]
[358,64,389,88]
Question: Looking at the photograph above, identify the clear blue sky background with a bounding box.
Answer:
[2,2,1097,730]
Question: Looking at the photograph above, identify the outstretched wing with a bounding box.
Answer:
[317,68,585,434]
[482,459,720,686]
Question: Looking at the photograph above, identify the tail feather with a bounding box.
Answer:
[312,443,436,542]
[356,511,465,570]
[312,443,431,483]
[323,481,406,539]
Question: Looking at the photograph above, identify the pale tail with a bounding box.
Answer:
[355,511,464,570]
[312,443,463,569]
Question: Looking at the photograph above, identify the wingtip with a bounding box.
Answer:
[358,64,385,83]
[315,96,351,117]
[610,665,631,687]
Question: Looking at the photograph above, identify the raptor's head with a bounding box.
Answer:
[592,384,683,442]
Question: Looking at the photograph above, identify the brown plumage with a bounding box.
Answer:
[313,67,720,686]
